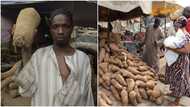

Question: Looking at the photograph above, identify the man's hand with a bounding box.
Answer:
[1,60,22,89]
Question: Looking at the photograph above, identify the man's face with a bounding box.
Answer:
[50,14,73,47]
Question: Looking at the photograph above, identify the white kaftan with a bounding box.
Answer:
[13,45,94,106]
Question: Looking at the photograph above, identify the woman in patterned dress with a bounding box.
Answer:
[165,16,190,106]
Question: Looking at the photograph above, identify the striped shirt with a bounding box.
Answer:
[13,45,94,106]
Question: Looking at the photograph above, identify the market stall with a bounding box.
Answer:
[98,1,190,106]
[98,1,164,106]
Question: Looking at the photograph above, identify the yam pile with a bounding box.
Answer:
[98,31,165,106]
[1,61,22,98]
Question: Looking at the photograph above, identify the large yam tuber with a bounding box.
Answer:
[99,48,106,62]
[126,53,135,61]
[134,86,143,103]
[99,62,108,73]
[115,58,123,68]
[120,69,136,79]
[135,75,147,82]
[104,52,109,62]
[122,61,128,69]
[99,96,109,106]
[100,39,106,48]
[98,77,103,85]
[139,88,148,100]
[146,75,154,80]
[147,89,153,96]
[109,57,122,67]
[126,79,135,92]
[129,91,138,106]
[135,80,146,88]
[13,8,41,48]
[117,55,125,62]
[120,87,128,106]
[114,73,127,86]
[102,73,112,86]
[100,91,112,105]
[127,60,135,66]
[149,95,156,102]
[111,85,121,101]
[101,88,112,97]
[109,64,120,72]
[104,44,110,53]
[111,79,123,90]
[127,67,142,75]
[99,68,104,77]
[146,80,156,89]
[151,87,161,98]
[143,71,155,77]
[138,66,149,71]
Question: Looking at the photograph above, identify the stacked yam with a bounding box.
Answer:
[1,61,21,98]
[98,32,165,106]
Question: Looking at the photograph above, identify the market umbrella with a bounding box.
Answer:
[152,1,183,17]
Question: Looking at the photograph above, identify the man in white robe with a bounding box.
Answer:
[13,8,94,106]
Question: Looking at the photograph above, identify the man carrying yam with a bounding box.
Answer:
[12,8,94,106]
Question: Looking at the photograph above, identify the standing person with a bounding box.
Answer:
[183,6,190,33]
[13,8,94,106]
[183,6,190,61]
[165,16,190,106]
[142,18,164,73]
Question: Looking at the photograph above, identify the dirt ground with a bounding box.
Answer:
[1,91,31,106]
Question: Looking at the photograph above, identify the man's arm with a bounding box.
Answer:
[12,52,38,97]
[156,28,165,47]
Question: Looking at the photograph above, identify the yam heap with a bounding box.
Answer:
[98,31,165,106]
